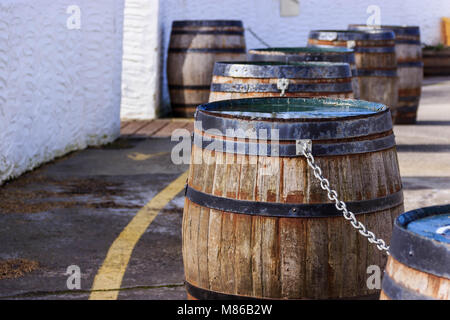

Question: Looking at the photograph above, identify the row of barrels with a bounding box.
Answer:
[167,20,423,124]
[172,21,449,301]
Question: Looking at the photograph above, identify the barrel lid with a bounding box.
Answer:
[348,24,420,36]
[172,20,243,27]
[390,205,450,279]
[198,97,383,120]
[407,214,450,244]
[213,61,352,79]
[309,29,395,41]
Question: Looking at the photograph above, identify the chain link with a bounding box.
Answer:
[301,144,390,253]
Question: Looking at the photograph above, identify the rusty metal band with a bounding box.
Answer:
[172,20,243,28]
[248,51,355,64]
[397,61,424,68]
[395,39,421,45]
[210,82,353,93]
[347,25,420,37]
[193,133,396,156]
[213,61,352,79]
[389,204,450,279]
[171,30,244,35]
[355,69,398,77]
[185,281,378,300]
[396,106,418,113]
[185,282,261,300]
[309,30,395,41]
[185,185,403,218]
[195,100,392,140]
[398,96,420,102]
[353,47,396,53]
[381,273,435,300]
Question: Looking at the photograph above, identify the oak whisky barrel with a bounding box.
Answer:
[167,20,246,117]
[308,30,399,120]
[183,97,404,300]
[209,61,353,102]
[380,204,450,300]
[349,25,423,124]
[248,47,360,98]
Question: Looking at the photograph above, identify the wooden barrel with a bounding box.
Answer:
[247,47,360,98]
[349,25,423,124]
[167,20,246,117]
[423,47,450,76]
[380,204,450,300]
[183,97,404,300]
[308,30,399,120]
[209,61,353,102]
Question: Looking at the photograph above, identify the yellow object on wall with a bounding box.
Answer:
[442,17,450,45]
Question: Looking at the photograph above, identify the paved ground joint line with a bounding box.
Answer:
[89,171,188,300]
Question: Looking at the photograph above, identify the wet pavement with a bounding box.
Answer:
[0,138,189,299]
[0,78,449,300]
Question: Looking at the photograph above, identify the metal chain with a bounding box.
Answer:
[301,144,390,253]
[246,27,271,48]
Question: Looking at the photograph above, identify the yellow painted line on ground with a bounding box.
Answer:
[127,151,169,161]
[89,170,189,300]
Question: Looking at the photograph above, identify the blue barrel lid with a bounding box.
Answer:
[406,213,450,244]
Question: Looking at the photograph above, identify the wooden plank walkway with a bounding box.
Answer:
[120,119,194,138]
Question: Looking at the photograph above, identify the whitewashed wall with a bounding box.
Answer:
[121,0,161,119]
[0,0,124,184]
[154,0,450,115]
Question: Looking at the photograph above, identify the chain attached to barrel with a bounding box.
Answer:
[299,141,390,253]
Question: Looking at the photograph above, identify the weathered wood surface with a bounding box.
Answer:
[182,99,404,300]
[167,20,246,117]
[380,257,450,300]
[308,30,399,120]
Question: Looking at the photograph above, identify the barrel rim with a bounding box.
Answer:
[309,29,395,41]
[195,98,393,141]
[212,61,352,78]
[390,204,450,279]
[210,82,354,94]
[172,20,243,27]
[197,97,387,122]
[348,24,421,36]
[248,47,355,54]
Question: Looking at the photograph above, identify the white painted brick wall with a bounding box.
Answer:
[0,0,124,184]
